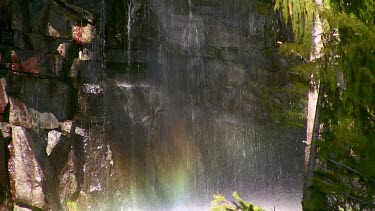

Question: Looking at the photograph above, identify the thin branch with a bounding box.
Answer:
[327,159,365,178]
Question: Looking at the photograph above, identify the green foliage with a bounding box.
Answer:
[66,200,79,211]
[275,0,375,210]
[274,0,318,57]
[210,192,267,211]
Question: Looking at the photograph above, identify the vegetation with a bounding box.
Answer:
[66,200,79,211]
[210,192,267,211]
[275,0,375,210]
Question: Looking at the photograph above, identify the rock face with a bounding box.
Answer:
[0,0,305,210]
[13,205,32,211]
[6,77,75,121]
[0,78,8,121]
[8,126,48,210]
[9,97,59,129]
[9,98,32,128]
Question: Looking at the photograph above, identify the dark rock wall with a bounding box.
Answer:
[0,0,304,211]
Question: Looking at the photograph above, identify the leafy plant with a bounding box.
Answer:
[210,192,267,211]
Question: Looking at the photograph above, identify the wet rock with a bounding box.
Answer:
[45,54,63,76]
[0,132,8,189]
[70,59,100,84]
[57,42,70,59]
[6,76,75,121]
[8,126,48,210]
[82,83,103,94]
[27,33,47,53]
[27,0,50,34]
[46,130,67,156]
[9,98,32,128]
[47,130,70,172]
[10,0,30,32]
[18,50,45,74]
[13,205,32,211]
[46,4,74,38]
[0,31,14,46]
[60,121,86,137]
[0,123,11,139]
[9,97,59,129]
[13,31,26,49]
[0,78,8,119]
[81,126,112,193]
[0,0,10,9]
[29,108,60,129]
[59,150,81,207]
[78,48,91,61]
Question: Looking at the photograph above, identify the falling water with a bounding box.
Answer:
[95,0,306,210]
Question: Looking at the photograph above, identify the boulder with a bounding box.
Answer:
[9,98,32,128]
[13,205,32,211]
[47,130,70,171]
[8,126,48,210]
[29,108,59,129]
[72,24,95,44]
[60,120,86,137]
[9,97,59,129]
[0,123,11,139]
[59,151,81,207]
[0,78,8,120]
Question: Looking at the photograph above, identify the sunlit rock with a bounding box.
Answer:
[60,120,85,137]
[79,48,91,61]
[9,98,32,128]
[57,42,70,59]
[13,205,32,211]
[0,78,8,120]
[72,24,95,44]
[47,130,69,156]
[82,83,103,94]
[9,97,59,129]
[8,126,48,210]
[29,108,59,129]
[0,123,11,139]
[47,130,70,174]
[59,150,81,208]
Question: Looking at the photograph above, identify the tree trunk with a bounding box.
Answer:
[303,0,324,206]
